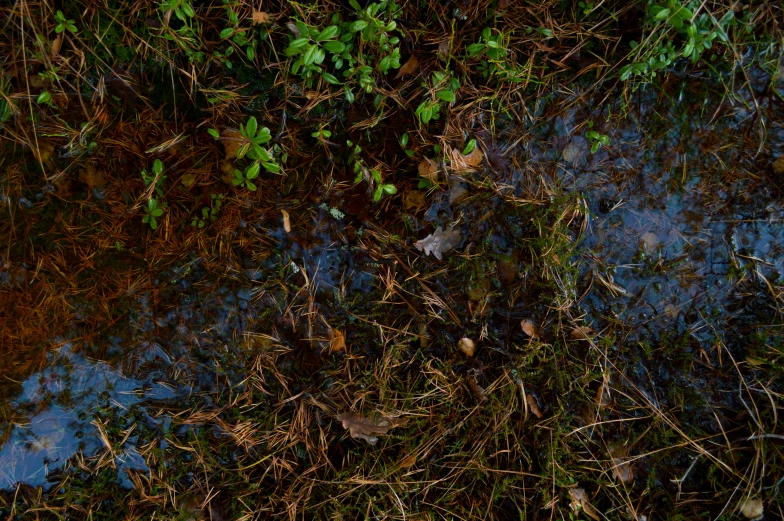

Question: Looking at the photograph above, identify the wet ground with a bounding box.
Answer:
[2,66,783,517]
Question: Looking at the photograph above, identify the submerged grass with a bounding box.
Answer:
[1,0,784,519]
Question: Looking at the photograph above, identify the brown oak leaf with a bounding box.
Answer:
[414,227,461,260]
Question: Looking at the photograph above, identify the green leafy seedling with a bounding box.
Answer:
[54,10,77,34]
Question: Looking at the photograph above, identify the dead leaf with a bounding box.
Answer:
[403,190,426,211]
[610,445,633,483]
[336,412,406,445]
[220,128,244,159]
[414,226,462,260]
[219,160,235,184]
[458,337,475,357]
[562,136,588,166]
[281,209,291,233]
[526,393,543,418]
[398,454,417,468]
[640,231,659,256]
[328,326,346,353]
[447,145,483,173]
[448,184,468,205]
[418,158,439,183]
[466,374,487,401]
[437,38,451,60]
[772,155,784,175]
[78,165,106,188]
[595,379,611,407]
[180,173,197,188]
[395,55,419,79]
[570,326,594,340]
[33,141,55,163]
[521,319,539,339]
[252,11,270,24]
[286,22,301,38]
[51,33,63,59]
[568,488,600,521]
[739,498,764,520]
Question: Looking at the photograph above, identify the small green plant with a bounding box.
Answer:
[586,128,609,153]
[54,10,77,34]
[36,90,54,107]
[191,194,224,228]
[348,140,396,201]
[237,117,278,171]
[400,132,414,158]
[142,198,165,230]
[160,0,195,22]
[141,159,167,198]
[311,126,332,142]
[466,28,525,82]
[219,0,256,65]
[285,1,401,97]
[620,1,735,81]
[415,70,459,124]
[232,162,261,191]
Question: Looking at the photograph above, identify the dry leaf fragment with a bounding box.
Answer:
[447,145,483,173]
[395,55,419,79]
[568,488,600,521]
[610,445,633,483]
[328,327,346,353]
[521,319,539,339]
[180,173,197,188]
[51,33,63,59]
[414,226,462,260]
[772,155,784,175]
[437,38,451,59]
[336,412,406,445]
[398,454,417,468]
[418,157,439,183]
[403,190,426,211]
[286,22,301,38]
[220,128,243,159]
[466,374,487,401]
[78,165,106,188]
[570,326,594,340]
[526,393,544,418]
[739,498,764,520]
[252,11,270,24]
[458,337,475,357]
[281,209,291,233]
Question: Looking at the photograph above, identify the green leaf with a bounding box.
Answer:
[345,86,355,103]
[151,208,164,217]
[322,40,345,54]
[350,21,368,32]
[315,26,339,41]
[436,89,456,102]
[654,8,671,20]
[36,91,52,104]
[321,72,340,85]
[246,117,258,139]
[246,162,261,179]
[400,133,409,147]
[220,27,234,39]
[462,139,476,155]
[373,186,383,201]
[590,142,600,153]
[246,181,257,191]
[246,46,255,61]
[153,159,164,175]
[182,2,195,17]
[262,161,280,173]
[382,184,397,195]
[149,218,158,230]
[207,128,220,139]
[303,44,318,66]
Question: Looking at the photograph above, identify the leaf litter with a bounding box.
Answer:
[336,412,406,445]
[415,227,461,260]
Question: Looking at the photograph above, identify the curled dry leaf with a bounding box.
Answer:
[526,393,544,418]
[220,128,243,159]
[466,374,487,401]
[570,326,594,340]
[418,157,439,183]
[78,165,106,189]
[447,145,483,173]
[328,326,346,353]
[281,209,291,233]
[610,445,633,483]
[458,337,475,357]
[568,488,600,521]
[415,226,462,260]
[252,11,270,24]
[336,412,406,445]
[520,319,539,339]
[739,498,764,520]
[395,55,419,79]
